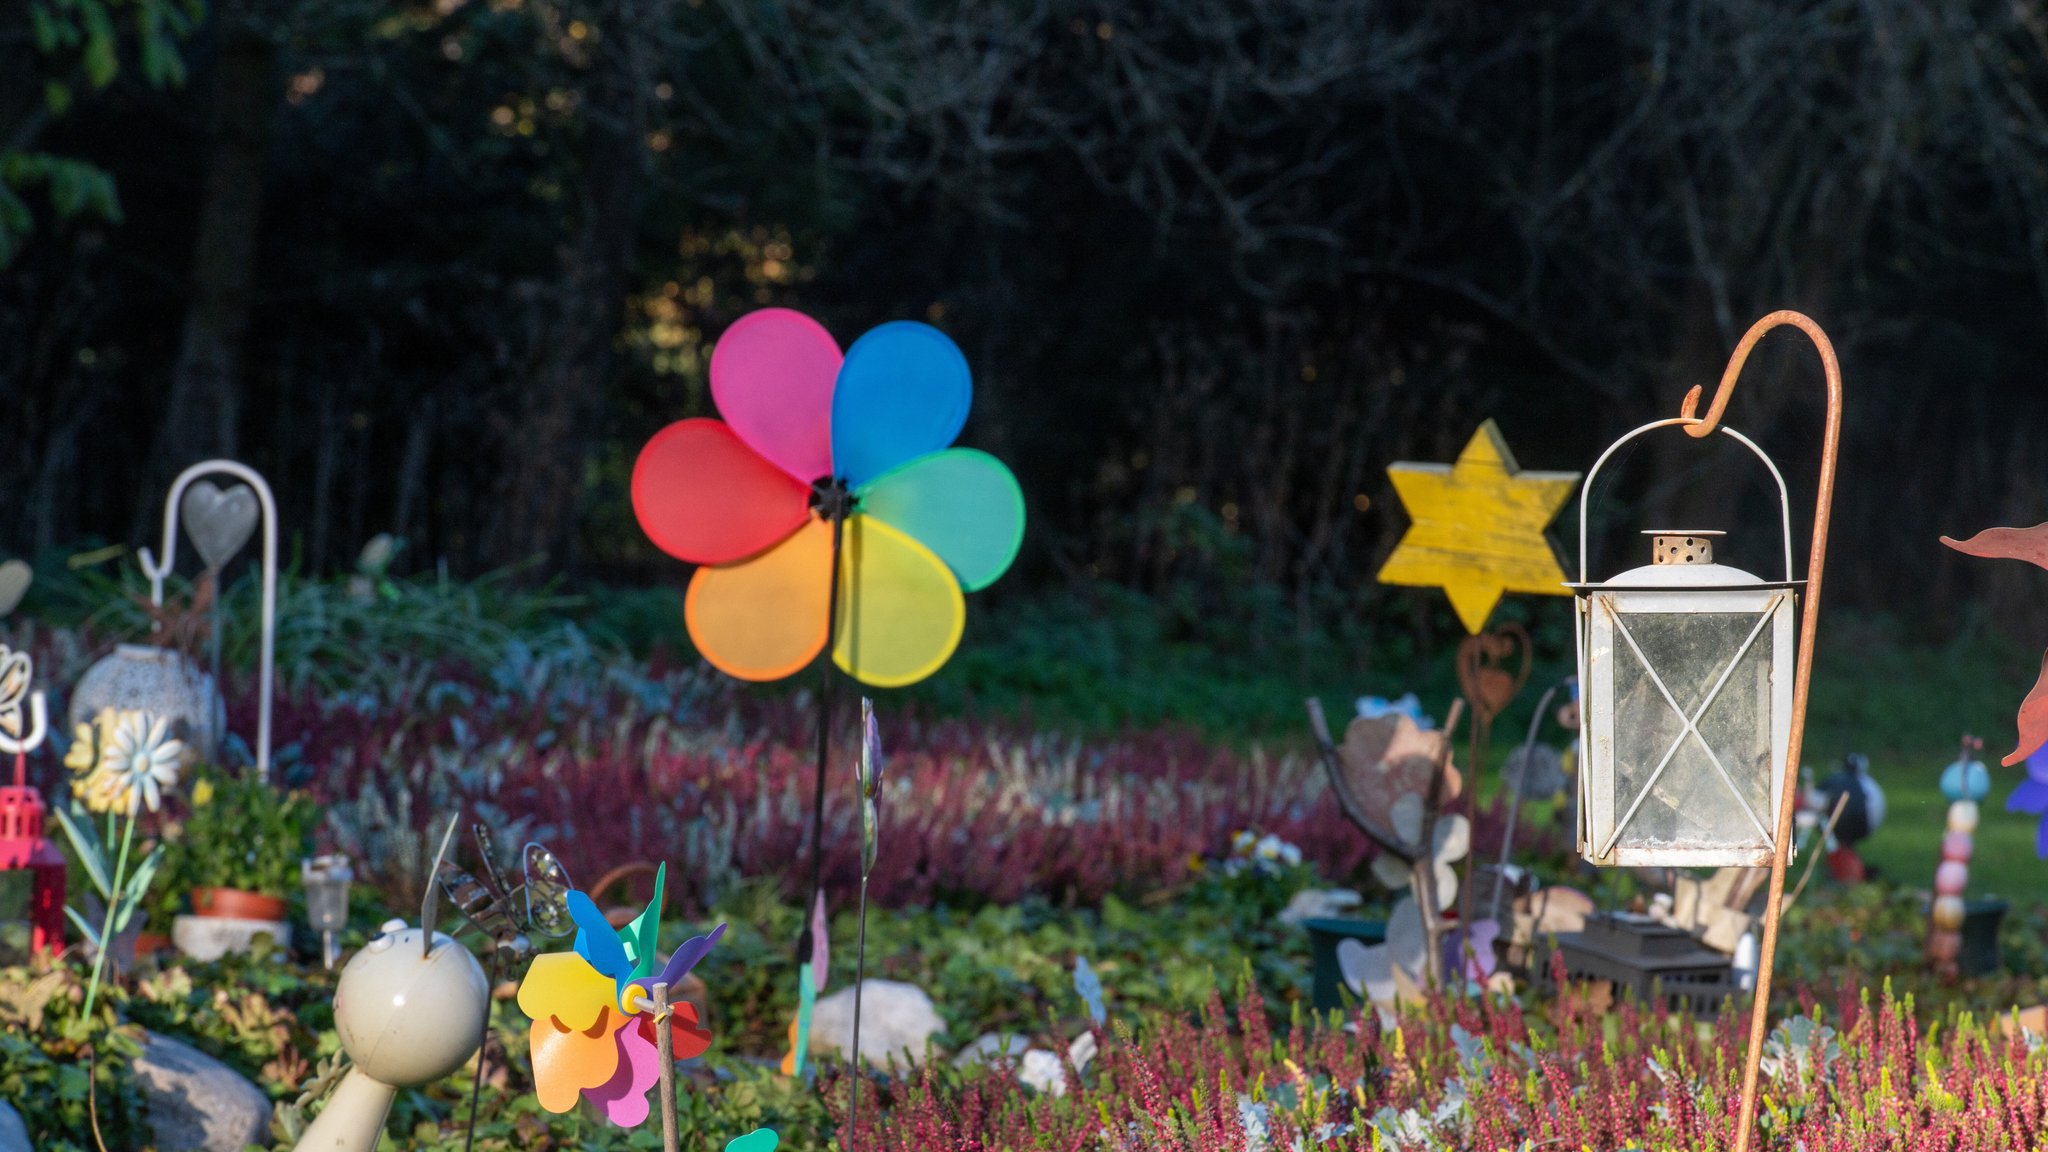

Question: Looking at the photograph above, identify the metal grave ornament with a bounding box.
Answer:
[1564,310,1841,1152]
[180,480,261,570]
[0,560,30,617]
[1575,529,1795,867]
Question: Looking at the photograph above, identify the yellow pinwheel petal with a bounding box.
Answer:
[833,515,964,688]
[518,951,618,1033]
[684,518,833,681]
[529,1006,629,1113]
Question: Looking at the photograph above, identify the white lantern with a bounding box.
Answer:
[1571,422,1800,868]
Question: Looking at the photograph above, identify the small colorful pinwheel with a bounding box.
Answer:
[633,308,1025,689]
[518,865,726,1126]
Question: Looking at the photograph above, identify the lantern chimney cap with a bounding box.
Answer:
[1644,531,1724,566]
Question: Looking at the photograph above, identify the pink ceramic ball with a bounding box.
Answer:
[1934,861,1969,895]
[1941,831,1974,862]
[1947,801,1979,835]
[1932,895,1967,931]
[1927,932,1961,963]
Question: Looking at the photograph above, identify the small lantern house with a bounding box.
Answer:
[1571,422,1801,869]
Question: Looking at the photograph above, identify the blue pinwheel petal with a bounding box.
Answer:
[629,923,728,996]
[569,891,632,981]
[2038,816,2048,860]
[830,321,971,487]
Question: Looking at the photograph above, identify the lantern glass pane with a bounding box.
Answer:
[1611,611,1774,852]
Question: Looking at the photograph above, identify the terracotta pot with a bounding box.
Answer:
[134,932,173,956]
[192,887,287,920]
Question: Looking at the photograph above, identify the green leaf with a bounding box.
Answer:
[113,844,165,932]
[52,802,113,900]
[44,80,72,117]
[29,4,61,53]
[82,1,118,88]
[64,904,101,947]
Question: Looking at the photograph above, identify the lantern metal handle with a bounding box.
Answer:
[1575,418,1796,585]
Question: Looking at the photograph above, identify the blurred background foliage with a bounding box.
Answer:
[6,0,2048,744]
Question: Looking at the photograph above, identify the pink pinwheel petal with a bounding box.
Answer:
[710,308,842,482]
[584,1015,664,1127]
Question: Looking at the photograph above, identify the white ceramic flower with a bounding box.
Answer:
[93,710,183,815]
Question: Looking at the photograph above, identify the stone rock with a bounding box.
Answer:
[953,1032,1031,1069]
[133,1032,271,1152]
[0,1099,28,1152]
[1067,1030,1097,1073]
[1017,1049,1067,1095]
[1276,888,1363,926]
[809,980,945,1068]
[171,914,290,962]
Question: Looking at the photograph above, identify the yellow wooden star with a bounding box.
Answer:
[1376,420,1579,633]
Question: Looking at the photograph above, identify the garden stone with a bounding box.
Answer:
[809,980,944,1068]
[1068,1030,1097,1073]
[953,1032,1031,1068]
[172,914,290,962]
[0,1099,28,1152]
[1017,1048,1067,1095]
[133,1032,270,1152]
[1276,888,1363,926]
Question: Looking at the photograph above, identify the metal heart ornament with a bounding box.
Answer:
[1334,713,1462,853]
[0,560,29,617]
[1455,623,1532,728]
[181,481,260,570]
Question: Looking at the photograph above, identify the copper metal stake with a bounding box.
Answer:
[654,981,679,1152]
[1684,311,1843,1152]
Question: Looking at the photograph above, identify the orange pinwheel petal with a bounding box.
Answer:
[530,1006,631,1113]
[633,419,813,565]
[686,519,832,680]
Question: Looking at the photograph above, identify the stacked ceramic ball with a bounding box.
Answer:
[1926,751,1989,976]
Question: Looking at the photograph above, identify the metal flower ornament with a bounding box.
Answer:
[1940,523,2048,858]
[517,865,725,1127]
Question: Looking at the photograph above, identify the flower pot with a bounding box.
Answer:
[69,643,226,762]
[1302,916,1387,1012]
[192,886,287,921]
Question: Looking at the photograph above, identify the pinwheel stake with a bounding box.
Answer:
[846,698,883,1148]
[1565,311,1842,1152]
[633,309,1025,1075]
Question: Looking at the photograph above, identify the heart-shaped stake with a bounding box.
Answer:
[0,560,30,617]
[1456,622,1532,732]
[182,480,260,570]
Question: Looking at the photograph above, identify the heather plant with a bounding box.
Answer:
[824,972,2048,1152]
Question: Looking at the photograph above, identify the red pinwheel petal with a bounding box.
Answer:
[632,419,813,565]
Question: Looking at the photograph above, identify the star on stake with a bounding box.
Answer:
[1376,420,1579,634]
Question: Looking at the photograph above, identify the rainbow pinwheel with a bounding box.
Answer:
[632,308,1025,688]
[517,865,726,1126]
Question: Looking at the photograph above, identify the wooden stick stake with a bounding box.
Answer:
[653,981,679,1152]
